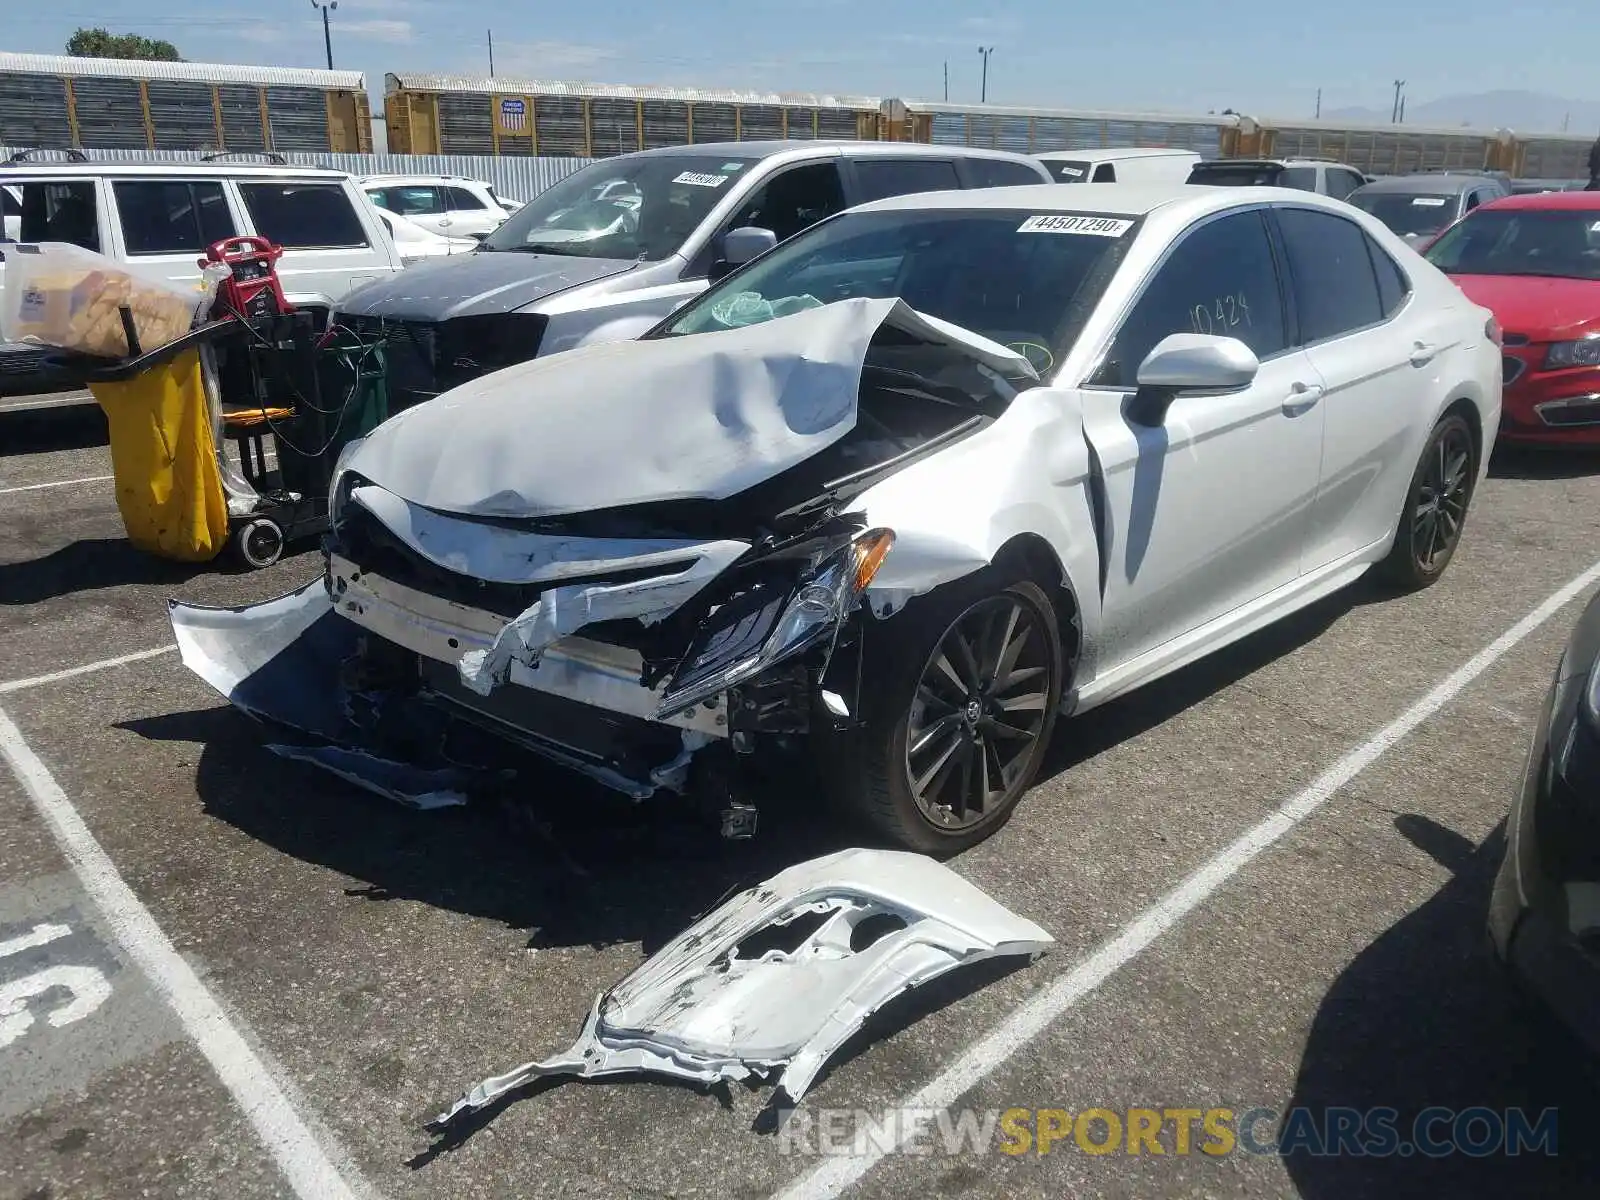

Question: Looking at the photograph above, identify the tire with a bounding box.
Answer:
[832,566,1065,854]
[1377,411,1477,592]
[234,517,285,569]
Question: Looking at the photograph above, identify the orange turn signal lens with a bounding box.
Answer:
[851,529,896,593]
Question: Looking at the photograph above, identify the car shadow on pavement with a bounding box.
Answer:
[116,704,853,957]
[0,400,106,455]
[1284,814,1600,1198]
[0,537,216,604]
[1489,444,1600,480]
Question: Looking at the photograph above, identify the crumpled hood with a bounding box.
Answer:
[340,296,1034,519]
[1449,273,1600,341]
[336,249,638,321]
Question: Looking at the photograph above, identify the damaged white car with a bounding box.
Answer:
[171,184,1502,851]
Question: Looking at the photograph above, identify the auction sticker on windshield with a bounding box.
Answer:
[1018,214,1134,236]
[1412,197,1449,206]
[674,172,733,188]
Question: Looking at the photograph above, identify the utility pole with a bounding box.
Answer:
[943,61,948,102]
[488,29,495,76]
[310,0,337,70]
[1315,87,1321,119]
[1391,78,1405,124]
[978,46,994,104]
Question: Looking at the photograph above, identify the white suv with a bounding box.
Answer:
[359,174,511,241]
[0,155,402,395]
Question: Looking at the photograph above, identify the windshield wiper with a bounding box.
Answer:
[495,242,583,256]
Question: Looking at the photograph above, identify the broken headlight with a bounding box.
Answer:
[656,528,895,719]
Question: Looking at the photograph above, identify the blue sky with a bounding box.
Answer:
[12,0,1600,124]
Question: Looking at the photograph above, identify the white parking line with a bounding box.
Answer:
[0,473,115,496]
[0,707,375,1200]
[774,558,1600,1200]
[0,394,94,412]
[0,645,178,696]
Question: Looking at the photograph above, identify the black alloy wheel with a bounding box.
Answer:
[905,593,1055,831]
[1378,411,1478,591]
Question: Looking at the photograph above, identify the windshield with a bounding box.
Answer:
[1423,208,1600,280]
[659,208,1135,375]
[1188,163,1284,187]
[481,154,756,260]
[1349,191,1458,237]
[1047,160,1093,183]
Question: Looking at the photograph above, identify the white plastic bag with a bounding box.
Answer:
[0,242,217,359]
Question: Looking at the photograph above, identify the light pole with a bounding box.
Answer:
[310,0,337,70]
[978,46,994,103]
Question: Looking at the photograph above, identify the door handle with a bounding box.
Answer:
[1409,341,1437,366]
[1283,382,1324,413]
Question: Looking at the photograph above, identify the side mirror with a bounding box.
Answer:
[1128,333,1259,425]
[723,225,777,266]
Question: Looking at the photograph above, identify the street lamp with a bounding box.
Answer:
[310,0,338,70]
[978,46,994,104]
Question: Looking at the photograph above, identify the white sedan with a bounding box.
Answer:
[372,207,480,266]
[171,184,1502,851]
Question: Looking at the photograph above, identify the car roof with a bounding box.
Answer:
[0,161,350,180]
[847,181,1348,220]
[359,174,486,185]
[1035,147,1200,163]
[1353,174,1487,195]
[1481,188,1600,211]
[621,139,1043,164]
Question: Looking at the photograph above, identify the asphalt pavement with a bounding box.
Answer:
[2,399,1599,1200]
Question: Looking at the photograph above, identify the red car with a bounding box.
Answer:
[1421,190,1600,445]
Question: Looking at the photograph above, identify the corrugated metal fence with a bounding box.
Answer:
[0,147,595,201]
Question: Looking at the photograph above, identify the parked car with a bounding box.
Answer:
[1489,583,1600,1056]
[1187,157,1369,199]
[1347,172,1511,245]
[359,174,511,242]
[1035,147,1200,185]
[331,140,1055,410]
[173,182,1501,852]
[1419,189,1600,445]
[372,206,479,265]
[0,158,401,396]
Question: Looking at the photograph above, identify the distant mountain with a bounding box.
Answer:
[1323,90,1600,137]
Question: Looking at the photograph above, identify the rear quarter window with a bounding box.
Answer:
[238,181,369,249]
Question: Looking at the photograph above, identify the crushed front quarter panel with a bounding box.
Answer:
[427,848,1053,1128]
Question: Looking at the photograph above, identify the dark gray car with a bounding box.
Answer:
[1346,172,1512,245]
[332,140,1054,410]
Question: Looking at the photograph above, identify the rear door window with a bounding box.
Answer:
[1279,166,1320,192]
[238,181,369,249]
[1274,207,1385,341]
[445,186,490,212]
[113,180,234,254]
[961,157,1047,188]
[852,158,961,204]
